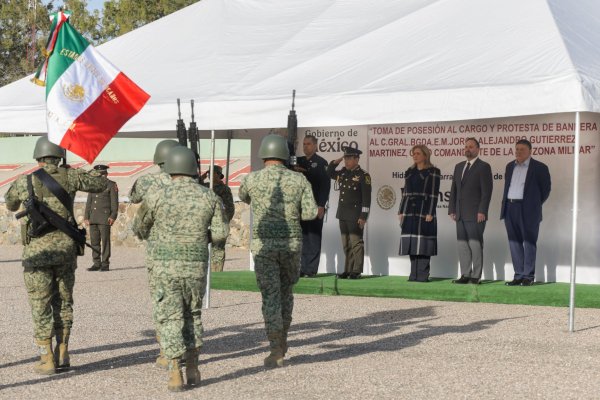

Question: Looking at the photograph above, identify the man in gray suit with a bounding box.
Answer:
[448,138,493,284]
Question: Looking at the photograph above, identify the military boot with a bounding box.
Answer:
[282,322,291,356]
[185,348,201,386]
[167,359,184,392]
[155,334,169,370]
[263,332,284,368]
[54,328,71,370]
[33,339,56,375]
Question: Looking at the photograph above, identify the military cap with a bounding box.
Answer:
[342,146,362,157]
[93,164,109,171]
[211,165,224,179]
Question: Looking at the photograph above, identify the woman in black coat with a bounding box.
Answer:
[398,145,441,282]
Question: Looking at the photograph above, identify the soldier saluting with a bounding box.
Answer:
[85,165,118,272]
[327,146,372,279]
[5,137,107,375]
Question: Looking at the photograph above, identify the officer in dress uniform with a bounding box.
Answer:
[84,165,118,272]
[327,146,372,279]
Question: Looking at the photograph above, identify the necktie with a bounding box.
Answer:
[462,162,471,182]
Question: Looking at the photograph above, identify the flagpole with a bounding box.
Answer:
[204,130,216,309]
[568,112,581,332]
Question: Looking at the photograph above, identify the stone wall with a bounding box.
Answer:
[0,201,251,249]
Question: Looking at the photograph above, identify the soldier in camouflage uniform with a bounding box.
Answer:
[200,165,235,272]
[5,137,107,375]
[133,147,228,391]
[129,139,180,203]
[129,139,180,369]
[238,134,317,368]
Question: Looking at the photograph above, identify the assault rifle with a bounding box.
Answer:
[15,171,89,252]
[287,90,298,166]
[176,98,188,147]
[188,100,200,159]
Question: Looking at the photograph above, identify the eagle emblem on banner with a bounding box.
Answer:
[376,185,396,210]
[62,83,85,102]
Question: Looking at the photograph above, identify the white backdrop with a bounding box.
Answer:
[295,112,600,283]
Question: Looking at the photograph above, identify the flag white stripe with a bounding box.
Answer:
[46,45,120,143]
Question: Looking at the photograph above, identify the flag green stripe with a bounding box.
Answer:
[45,22,90,97]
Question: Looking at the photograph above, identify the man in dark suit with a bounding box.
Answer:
[327,146,372,279]
[294,135,330,277]
[449,138,493,284]
[501,139,551,286]
[85,165,119,272]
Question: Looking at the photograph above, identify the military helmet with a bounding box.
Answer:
[33,136,65,159]
[258,134,289,161]
[164,147,198,177]
[153,140,180,165]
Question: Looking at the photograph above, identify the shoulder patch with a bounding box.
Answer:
[365,175,371,185]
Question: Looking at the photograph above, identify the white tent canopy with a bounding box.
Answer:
[1,0,600,133]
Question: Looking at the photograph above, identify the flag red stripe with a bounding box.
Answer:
[60,72,150,163]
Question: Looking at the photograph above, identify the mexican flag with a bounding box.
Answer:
[33,11,150,163]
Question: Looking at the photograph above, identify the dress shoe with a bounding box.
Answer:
[337,272,349,279]
[521,278,534,286]
[349,273,361,280]
[470,278,481,284]
[452,276,470,284]
[505,279,523,286]
[87,265,101,271]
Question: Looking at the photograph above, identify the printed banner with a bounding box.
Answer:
[298,112,600,283]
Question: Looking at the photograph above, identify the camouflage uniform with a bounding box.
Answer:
[129,171,171,204]
[132,177,228,359]
[238,164,317,337]
[129,173,171,315]
[202,181,234,272]
[5,162,106,341]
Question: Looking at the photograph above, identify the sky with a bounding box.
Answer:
[51,0,104,12]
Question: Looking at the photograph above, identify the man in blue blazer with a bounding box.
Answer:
[501,139,551,286]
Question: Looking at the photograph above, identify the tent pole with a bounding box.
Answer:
[568,112,581,332]
[204,129,216,309]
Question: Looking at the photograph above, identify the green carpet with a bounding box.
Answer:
[210,271,600,308]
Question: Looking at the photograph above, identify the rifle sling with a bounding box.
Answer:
[28,169,87,247]
[33,168,75,217]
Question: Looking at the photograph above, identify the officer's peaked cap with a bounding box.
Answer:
[342,146,362,157]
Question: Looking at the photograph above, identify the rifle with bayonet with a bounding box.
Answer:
[188,100,200,159]
[287,89,298,167]
[176,98,188,147]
